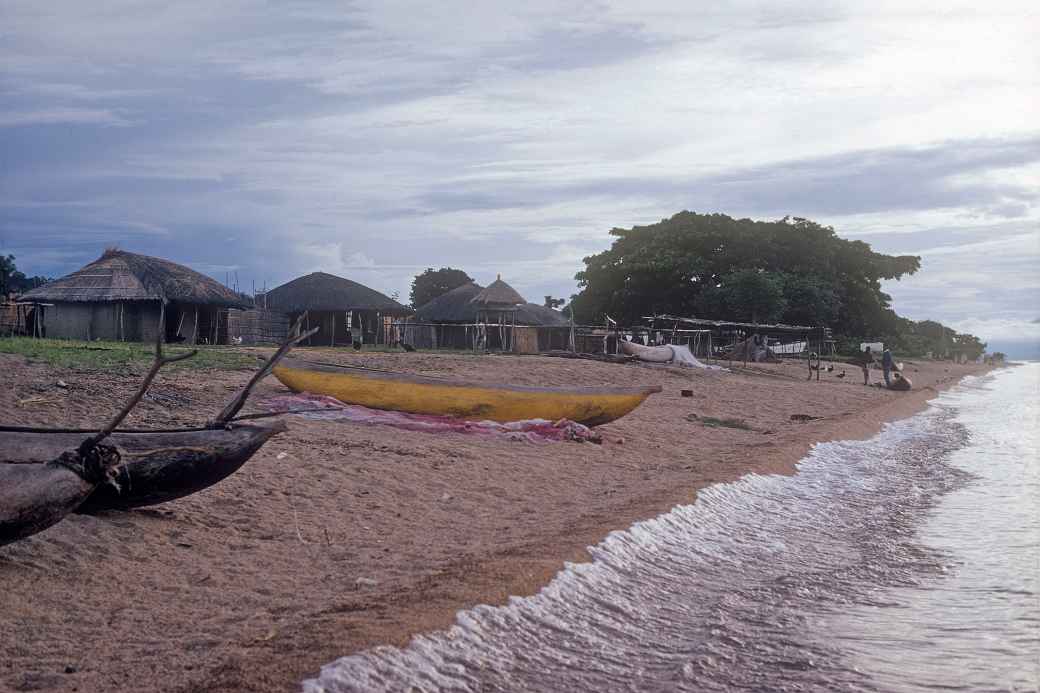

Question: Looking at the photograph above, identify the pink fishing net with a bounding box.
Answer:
[258,393,603,444]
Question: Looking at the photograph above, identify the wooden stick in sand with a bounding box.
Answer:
[209,312,319,427]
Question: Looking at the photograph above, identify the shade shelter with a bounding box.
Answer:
[264,271,410,347]
[20,249,248,343]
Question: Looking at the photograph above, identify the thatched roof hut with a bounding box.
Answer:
[265,272,409,315]
[20,249,248,343]
[414,282,568,326]
[263,271,409,347]
[470,275,525,308]
[21,249,247,308]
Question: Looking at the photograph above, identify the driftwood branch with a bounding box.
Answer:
[542,350,635,365]
[78,302,197,456]
[209,312,319,426]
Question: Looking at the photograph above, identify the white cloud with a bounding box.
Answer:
[0,107,132,127]
[1,0,1038,331]
[947,317,1040,345]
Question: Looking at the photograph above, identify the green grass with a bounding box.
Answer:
[0,337,256,372]
[686,413,754,430]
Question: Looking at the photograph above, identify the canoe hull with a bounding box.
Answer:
[0,424,284,513]
[272,361,660,426]
[0,461,96,546]
[619,341,674,362]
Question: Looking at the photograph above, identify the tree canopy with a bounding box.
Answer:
[1,255,49,295]
[410,267,473,308]
[568,211,984,356]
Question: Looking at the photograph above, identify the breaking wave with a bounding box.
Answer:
[305,366,1039,692]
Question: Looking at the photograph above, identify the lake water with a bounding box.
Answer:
[305,364,1040,692]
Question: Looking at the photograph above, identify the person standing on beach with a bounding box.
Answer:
[881,347,895,387]
[858,346,876,386]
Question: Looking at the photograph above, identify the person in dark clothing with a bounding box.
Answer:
[858,346,876,386]
[881,348,895,387]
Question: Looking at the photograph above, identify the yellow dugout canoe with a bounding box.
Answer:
[271,359,661,426]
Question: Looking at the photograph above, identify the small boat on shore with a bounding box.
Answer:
[0,423,285,514]
[619,341,675,362]
[620,340,725,370]
[0,447,119,546]
[271,359,661,426]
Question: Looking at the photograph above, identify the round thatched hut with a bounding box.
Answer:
[471,275,526,351]
[414,282,567,327]
[20,249,248,343]
[264,271,411,346]
[409,280,567,352]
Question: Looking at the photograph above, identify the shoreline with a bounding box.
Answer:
[0,351,992,693]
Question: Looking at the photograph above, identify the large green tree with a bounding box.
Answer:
[410,267,473,308]
[699,269,787,323]
[569,212,921,342]
[0,255,49,295]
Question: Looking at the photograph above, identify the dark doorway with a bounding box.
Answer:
[165,303,187,342]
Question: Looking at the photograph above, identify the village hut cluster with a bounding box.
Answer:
[9,248,832,371]
[10,250,577,354]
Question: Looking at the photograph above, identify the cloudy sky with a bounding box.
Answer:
[2,1,1038,353]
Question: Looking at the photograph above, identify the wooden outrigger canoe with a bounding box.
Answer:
[271,358,661,426]
[0,308,313,547]
[0,448,118,546]
[0,423,284,515]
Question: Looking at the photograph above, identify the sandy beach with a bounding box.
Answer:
[0,349,990,693]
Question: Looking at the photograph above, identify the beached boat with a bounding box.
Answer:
[0,438,126,546]
[619,341,675,362]
[0,423,284,514]
[271,359,661,426]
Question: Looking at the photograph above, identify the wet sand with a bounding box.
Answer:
[0,349,989,692]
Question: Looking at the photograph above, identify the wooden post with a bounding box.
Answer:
[192,307,198,345]
[815,332,820,381]
[806,332,813,380]
[331,312,336,347]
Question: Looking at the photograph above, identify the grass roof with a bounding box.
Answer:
[265,271,410,314]
[414,282,568,326]
[21,249,249,308]
[470,276,526,306]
